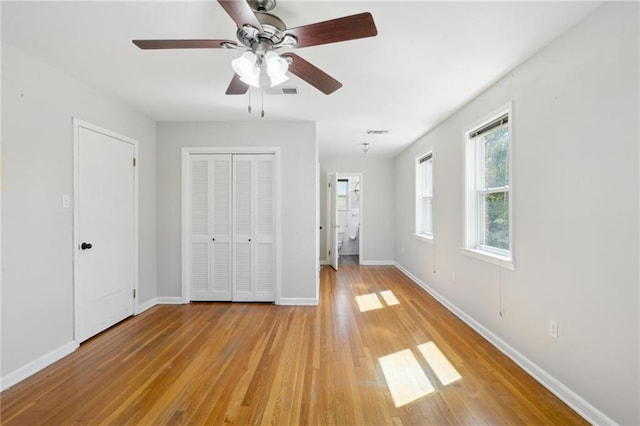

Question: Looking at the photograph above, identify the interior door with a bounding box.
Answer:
[190,154,232,301]
[75,123,135,343]
[328,173,339,270]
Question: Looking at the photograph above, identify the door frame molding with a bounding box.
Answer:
[326,172,364,266]
[72,118,139,341]
[181,147,282,304]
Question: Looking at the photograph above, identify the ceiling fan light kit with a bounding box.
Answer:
[133,0,378,95]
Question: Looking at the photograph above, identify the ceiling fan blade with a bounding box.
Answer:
[218,0,263,32]
[282,12,377,48]
[281,53,342,95]
[226,73,249,95]
[133,39,237,49]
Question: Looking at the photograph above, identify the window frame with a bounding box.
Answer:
[463,103,514,268]
[415,151,434,241]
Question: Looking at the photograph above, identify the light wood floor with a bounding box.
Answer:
[1,265,586,425]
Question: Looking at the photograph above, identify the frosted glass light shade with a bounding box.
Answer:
[232,51,258,77]
[240,66,261,88]
[265,51,289,87]
[269,72,289,87]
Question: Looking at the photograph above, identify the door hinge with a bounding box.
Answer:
[133,158,136,167]
[133,289,136,298]
[328,250,331,257]
[328,182,331,188]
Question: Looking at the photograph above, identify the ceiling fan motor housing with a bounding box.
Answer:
[237,11,287,50]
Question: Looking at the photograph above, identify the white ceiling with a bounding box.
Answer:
[2,1,601,158]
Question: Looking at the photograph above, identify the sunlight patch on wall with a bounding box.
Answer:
[355,293,384,312]
[379,290,399,306]
[378,349,435,407]
[418,342,462,386]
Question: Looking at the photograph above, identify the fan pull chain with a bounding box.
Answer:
[247,89,252,114]
[261,87,265,118]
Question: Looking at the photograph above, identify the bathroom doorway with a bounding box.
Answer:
[327,172,363,269]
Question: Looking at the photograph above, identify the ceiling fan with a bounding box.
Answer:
[133,0,378,95]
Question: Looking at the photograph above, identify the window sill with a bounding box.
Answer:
[461,248,515,270]
[414,233,434,244]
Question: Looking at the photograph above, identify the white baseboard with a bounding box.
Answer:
[0,340,78,392]
[393,262,614,426]
[136,297,157,314]
[278,297,318,306]
[320,259,329,265]
[156,297,186,304]
[360,260,395,266]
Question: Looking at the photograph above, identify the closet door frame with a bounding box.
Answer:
[181,146,281,304]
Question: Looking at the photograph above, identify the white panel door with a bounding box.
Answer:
[76,124,135,343]
[233,155,275,301]
[190,155,232,301]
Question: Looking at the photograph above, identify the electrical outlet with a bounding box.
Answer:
[549,320,558,339]
[62,194,70,209]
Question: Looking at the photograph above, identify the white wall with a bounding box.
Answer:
[156,121,318,303]
[1,43,157,380]
[394,3,638,424]
[319,156,394,264]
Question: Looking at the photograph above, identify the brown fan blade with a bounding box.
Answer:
[218,0,263,32]
[132,39,237,49]
[282,12,377,48]
[281,53,342,95]
[226,73,249,95]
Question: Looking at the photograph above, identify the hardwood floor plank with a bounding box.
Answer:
[1,265,587,425]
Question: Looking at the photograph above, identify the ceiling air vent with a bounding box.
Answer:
[267,87,298,95]
[366,129,389,135]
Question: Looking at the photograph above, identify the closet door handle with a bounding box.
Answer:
[212,238,215,242]
[248,238,251,242]
[80,242,92,250]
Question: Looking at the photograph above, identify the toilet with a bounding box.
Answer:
[337,230,345,250]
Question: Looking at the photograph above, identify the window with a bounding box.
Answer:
[465,109,512,260]
[416,152,433,238]
[337,179,348,210]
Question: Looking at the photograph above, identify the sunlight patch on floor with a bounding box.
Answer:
[355,293,384,312]
[378,349,434,407]
[379,290,399,306]
[418,342,462,386]
[356,290,400,312]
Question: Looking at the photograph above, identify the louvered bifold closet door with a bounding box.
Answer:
[190,154,232,301]
[253,156,275,301]
[232,154,275,301]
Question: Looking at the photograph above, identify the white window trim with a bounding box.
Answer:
[462,102,514,269]
[415,151,434,241]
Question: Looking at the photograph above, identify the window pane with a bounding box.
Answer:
[337,180,348,196]
[424,197,433,234]
[482,192,509,250]
[337,196,347,210]
[425,160,433,196]
[484,126,509,189]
